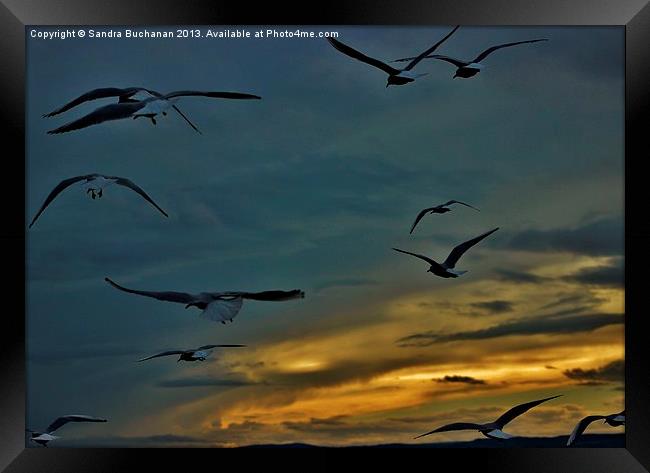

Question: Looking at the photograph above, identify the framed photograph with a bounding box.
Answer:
[1,0,648,471]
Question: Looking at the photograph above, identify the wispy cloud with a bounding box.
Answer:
[397,311,623,347]
[469,300,515,315]
[495,270,549,284]
[156,377,257,389]
[562,260,623,288]
[435,375,487,385]
[506,217,623,257]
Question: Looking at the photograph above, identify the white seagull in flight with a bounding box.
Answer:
[414,395,562,441]
[327,26,460,87]
[393,38,548,78]
[45,89,261,134]
[393,227,499,278]
[27,415,107,447]
[567,410,625,446]
[105,277,305,324]
[42,86,204,133]
[138,344,246,363]
[28,174,168,228]
[409,200,479,234]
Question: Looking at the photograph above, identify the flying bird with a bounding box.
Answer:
[138,344,246,363]
[414,395,562,441]
[46,90,261,134]
[393,227,499,278]
[409,200,479,234]
[27,415,107,447]
[28,174,168,228]
[105,277,305,324]
[42,86,203,133]
[567,410,625,446]
[327,26,459,87]
[392,38,548,78]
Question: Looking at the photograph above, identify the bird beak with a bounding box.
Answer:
[386,84,389,88]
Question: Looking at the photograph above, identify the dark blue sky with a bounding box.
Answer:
[26,26,624,446]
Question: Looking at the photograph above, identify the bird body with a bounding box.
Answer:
[29,433,59,446]
[105,277,305,324]
[80,175,116,197]
[393,227,499,278]
[414,395,562,441]
[134,98,173,117]
[454,62,485,78]
[482,428,513,440]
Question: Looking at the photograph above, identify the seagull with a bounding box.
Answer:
[414,395,562,441]
[567,410,625,446]
[26,415,107,447]
[105,277,305,324]
[46,90,261,134]
[28,174,168,228]
[327,26,460,87]
[138,344,246,363]
[392,38,548,78]
[393,227,499,278]
[410,200,479,234]
[42,87,203,133]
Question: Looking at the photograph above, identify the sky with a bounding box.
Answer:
[26,25,624,447]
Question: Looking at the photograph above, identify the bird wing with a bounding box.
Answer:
[42,87,143,117]
[195,344,247,350]
[46,415,107,434]
[393,54,467,68]
[493,394,562,429]
[46,102,145,134]
[110,177,169,217]
[403,25,460,71]
[567,415,607,446]
[28,174,98,228]
[414,422,482,439]
[137,350,185,362]
[240,290,305,301]
[442,200,480,211]
[170,105,202,133]
[472,39,548,63]
[392,247,443,269]
[104,277,196,304]
[442,227,499,269]
[162,91,262,100]
[409,207,436,234]
[142,89,203,134]
[199,298,244,323]
[327,37,400,75]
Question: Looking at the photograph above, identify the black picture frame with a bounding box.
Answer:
[1,0,648,471]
